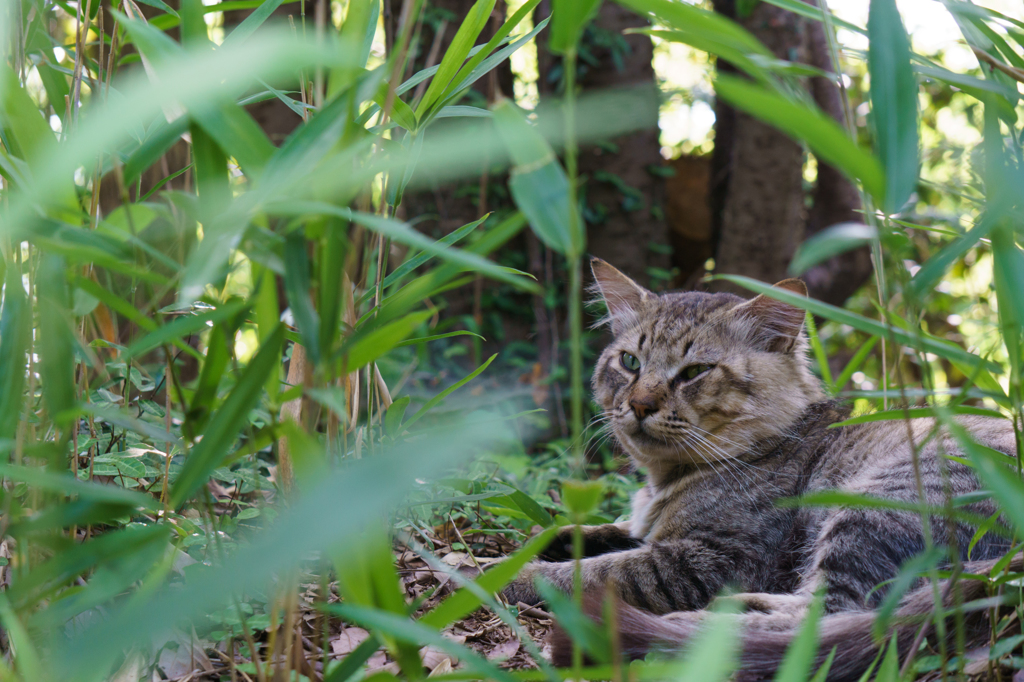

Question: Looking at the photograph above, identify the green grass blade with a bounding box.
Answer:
[126,299,248,357]
[284,230,321,367]
[716,274,1001,374]
[832,336,879,392]
[403,353,497,428]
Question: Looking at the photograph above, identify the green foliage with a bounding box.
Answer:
[0,0,1022,678]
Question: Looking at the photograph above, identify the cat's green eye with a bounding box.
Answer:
[682,364,712,381]
[621,352,641,371]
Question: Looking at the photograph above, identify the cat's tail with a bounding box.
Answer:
[549,555,1022,682]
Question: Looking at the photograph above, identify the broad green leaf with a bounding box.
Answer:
[717,274,1001,375]
[384,396,411,436]
[868,0,920,214]
[171,324,285,507]
[339,311,433,371]
[493,100,582,257]
[0,266,30,445]
[789,223,876,276]
[550,0,602,54]
[403,353,497,428]
[488,486,555,527]
[0,595,45,680]
[714,75,887,205]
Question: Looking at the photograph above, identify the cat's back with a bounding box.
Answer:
[813,413,1015,503]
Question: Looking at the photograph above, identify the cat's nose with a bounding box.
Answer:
[630,396,659,420]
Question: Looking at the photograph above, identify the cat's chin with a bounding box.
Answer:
[616,424,738,468]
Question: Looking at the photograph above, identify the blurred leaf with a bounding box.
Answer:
[868,0,920,214]
[0,462,158,510]
[0,266,30,445]
[550,0,602,54]
[396,330,485,347]
[671,601,741,682]
[872,547,945,640]
[874,633,900,682]
[127,299,248,357]
[789,223,876,276]
[0,65,77,213]
[223,0,286,46]
[252,263,283,399]
[759,0,866,35]
[0,594,45,680]
[384,396,411,436]
[773,590,824,682]
[717,274,1001,374]
[714,75,887,205]
[329,603,517,682]
[536,580,612,665]
[833,336,879,392]
[562,480,604,516]
[171,324,284,507]
[38,255,76,438]
[284,230,322,367]
[269,201,538,292]
[403,353,497,428]
[493,100,583,257]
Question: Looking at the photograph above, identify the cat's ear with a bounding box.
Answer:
[590,258,651,333]
[735,279,807,353]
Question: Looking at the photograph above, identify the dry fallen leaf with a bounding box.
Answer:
[488,639,520,662]
[332,626,371,657]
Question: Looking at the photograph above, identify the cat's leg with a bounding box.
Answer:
[539,522,642,561]
[803,506,925,613]
[502,537,752,614]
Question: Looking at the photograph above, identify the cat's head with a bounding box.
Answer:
[590,259,824,479]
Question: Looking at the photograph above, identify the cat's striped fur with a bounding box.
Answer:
[501,259,1016,680]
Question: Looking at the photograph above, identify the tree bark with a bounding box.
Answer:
[537,2,671,288]
[707,0,872,305]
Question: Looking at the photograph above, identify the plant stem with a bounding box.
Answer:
[564,48,584,470]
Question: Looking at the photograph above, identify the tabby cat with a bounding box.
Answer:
[501,259,1017,680]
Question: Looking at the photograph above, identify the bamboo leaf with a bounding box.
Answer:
[170,324,285,507]
[789,223,876,276]
[416,0,497,117]
[716,274,1001,375]
[0,266,30,445]
[714,75,887,205]
[403,353,497,428]
[868,0,920,214]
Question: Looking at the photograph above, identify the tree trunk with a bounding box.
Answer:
[536,2,671,288]
[708,0,872,305]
